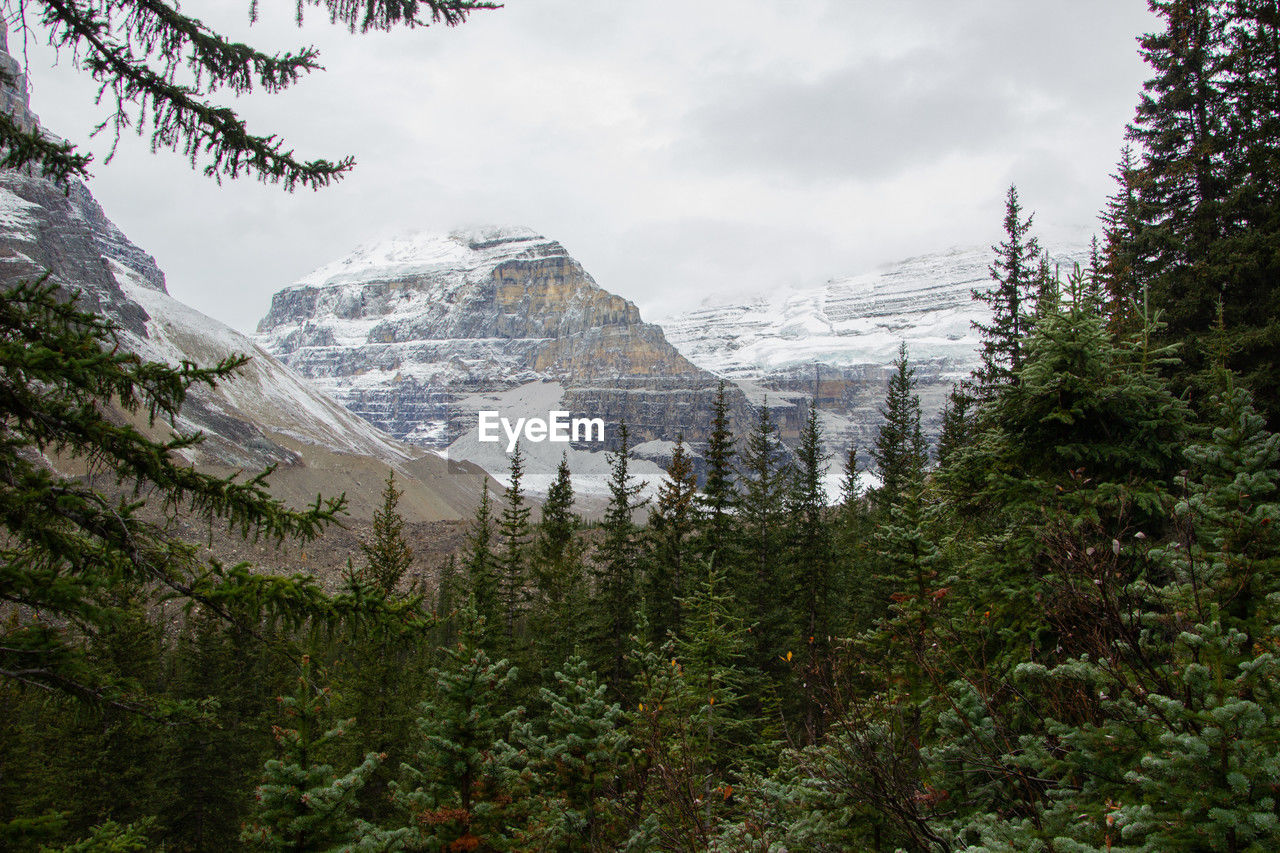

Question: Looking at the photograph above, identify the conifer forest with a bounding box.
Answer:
[4,1,1280,851]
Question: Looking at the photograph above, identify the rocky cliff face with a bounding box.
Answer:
[660,243,1093,454]
[0,36,488,521]
[0,39,162,336]
[256,227,750,493]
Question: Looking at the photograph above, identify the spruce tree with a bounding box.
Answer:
[1119,2,1280,428]
[160,608,279,850]
[515,656,628,851]
[834,443,878,633]
[870,342,928,509]
[1173,375,1280,643]
[672,558,760,835]
[695,380,738,573]
[333,470,432,827]
[463,480,499,645]
[354,471,414,597]
[1098,144,1152,331]
[529,454,587,677]
[496,443,532,653]
[972,184,1043,394]
[935,382,975,468]
[591,424,647,695]
[838,443,861,507]
[240,657,381,852]
[644,437,700,642]
[735,402,790,690]
[785,399,836,740]
[385,601,523,852]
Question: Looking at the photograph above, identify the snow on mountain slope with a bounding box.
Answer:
[255,226,754,496]
[661,243,1091,378]
[659,242,1094,457]
[117,264,412,466]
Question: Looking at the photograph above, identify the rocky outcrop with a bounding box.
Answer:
[256,227,751,462]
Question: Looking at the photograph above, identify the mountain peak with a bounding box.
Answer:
[449,224,543,250]
[293,225,563,290]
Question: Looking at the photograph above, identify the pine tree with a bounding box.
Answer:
[785,399,836,740]
[354,471,414,597]
[333,470,432,827]
[838,443,861,507]
[996,268,1189,521]
[160,607,279,850]
[1119,2,1280,429]
[1098,144,1152,331]
[672,558,760,835]
[871,471,940,694]
[463,481,500,645]
[529,454,587,677]
[241,657,381,852]
[1173,374,1280,642]
[834,443,878,634]
[972,184,1043,393]
[870,342,928,509]
[386,601,523,852]
[591,424,647,695]
[1,0,497,187]
[935,382,975,468]
[695,380,738,573]
[496,443,532,653]
[0,278,345,709]
[735,402,790,689]
[644,436,701,642]
[515,656,628,851]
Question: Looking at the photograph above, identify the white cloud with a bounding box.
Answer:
[14,0,1157,332]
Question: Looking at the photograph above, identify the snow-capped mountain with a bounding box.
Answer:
[255,227,753,495]
[0,38,487,522]
[659,242,1094,452]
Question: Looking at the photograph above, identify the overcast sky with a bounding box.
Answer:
[14,0,1157,333]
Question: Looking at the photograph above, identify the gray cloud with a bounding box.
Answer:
[13,0,1159,333]
[677,54,1017,183]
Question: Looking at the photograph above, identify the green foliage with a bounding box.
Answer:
[496,443,531,653]
[934,382,976,469]
[528,454,588,679]
[354,472,414,597]
[695,380,739,574]
[870,342,927,510]
[785,400,837,740]
[993,269,1188,527]
[160,608,279,850]
[386,600,524,852]
[462,481,499,645]
[1116,1,1280,429]
[645,436,701,641]
[734,402,789,686]
[972,184,1043,393]
[674,560,763,787]
[591,423,648,694]
[515,655,628,850]
[13,3,1280,846]
[39,819,153,852]
[0,278,345,709]
[241,657,380,851]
